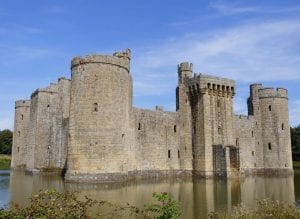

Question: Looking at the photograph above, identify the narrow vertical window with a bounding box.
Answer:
[174,125,176,133]
[93,103,98,112]
[218,127,222,134]
[17,147,19,152]
[269,105,272,111]
[18,131,20,137]
[21,114,24,120]
[268,143,272,150]
[138,123,141,130]
[251,131,254,137]
[236,138,239,146]
[168,150,171,158]
[178,150,180,159]
[252,151,255,156]
[281,123,284,130]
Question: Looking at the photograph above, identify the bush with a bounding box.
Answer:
[0,190,181,219]
[144,192,181,219]
[0,129,13,155]
[209,199,300,219]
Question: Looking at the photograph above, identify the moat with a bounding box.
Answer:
[1,170,300,218]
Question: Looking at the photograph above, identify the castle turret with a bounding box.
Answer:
[26,78,71,174]
[11,100,31,169]
[178,62,192,84]
[258,87,293,173]
[66,49,133,182]
[247,84,264,169]
[176,63,193,170]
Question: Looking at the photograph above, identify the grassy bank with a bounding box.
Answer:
[294,161,300,169]
[0,154,11,170]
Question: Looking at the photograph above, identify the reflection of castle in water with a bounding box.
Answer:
[9,172,295,218]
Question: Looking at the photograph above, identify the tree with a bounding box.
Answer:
[0,129,13,154]
[291,125,300,161]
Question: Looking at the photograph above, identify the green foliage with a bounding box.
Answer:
[291,125,300,161]
[209,199,300,219]
[144,192,181,219]
[0,154,11,170]
[0,129,13,155]
[0,190,181,219]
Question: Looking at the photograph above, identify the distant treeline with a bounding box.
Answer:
[0,127,300,161]
[291,125,300,161]
[0,129,13,154]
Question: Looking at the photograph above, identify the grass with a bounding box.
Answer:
[293,161,300,169]
[0,154,11,170]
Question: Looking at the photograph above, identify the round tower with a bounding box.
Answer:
[258,88,293,173]
[11,100,31,169]
[66,49,133,182]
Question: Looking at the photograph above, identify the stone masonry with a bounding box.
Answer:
[11,49,294,182]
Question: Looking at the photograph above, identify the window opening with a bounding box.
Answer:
[178,150,180,159]
[269,105,272,111]
[93,103,98,112]
[138,123,141,130]
[268,143,272,150]
[174,125,176,133]
[168,150,171,158]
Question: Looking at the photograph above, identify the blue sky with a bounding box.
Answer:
[1,0,300,130]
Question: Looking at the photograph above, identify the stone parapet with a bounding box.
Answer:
[71,50,130,73]
[258,87,288,99]
[15,100,31,108]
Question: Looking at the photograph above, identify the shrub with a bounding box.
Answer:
[0,190,181,219]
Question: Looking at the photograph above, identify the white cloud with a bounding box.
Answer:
[209,1,300,15]
[209,1,258,15]
[133,18,300,84]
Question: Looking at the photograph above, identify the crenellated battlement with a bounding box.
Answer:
[15,100,31,108]
[258,87,288,99]
[187,74,235,97]
[71,49,130,73]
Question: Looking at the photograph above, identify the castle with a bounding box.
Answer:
[11,49,293,182]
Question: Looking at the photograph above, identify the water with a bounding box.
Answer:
[1,170,299,218]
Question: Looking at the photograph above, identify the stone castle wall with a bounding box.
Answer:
[133,107,182,172]
[234,115,256,171]
[11,49,294,181]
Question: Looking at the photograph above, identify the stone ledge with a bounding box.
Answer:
[65,170,193,183]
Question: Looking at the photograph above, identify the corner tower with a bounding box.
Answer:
[11,100,31,169]
[258,87,293,173]
[66,49,133,182]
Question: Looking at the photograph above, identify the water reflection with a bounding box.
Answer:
[8,171,297,218]
[0,170,10,208]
